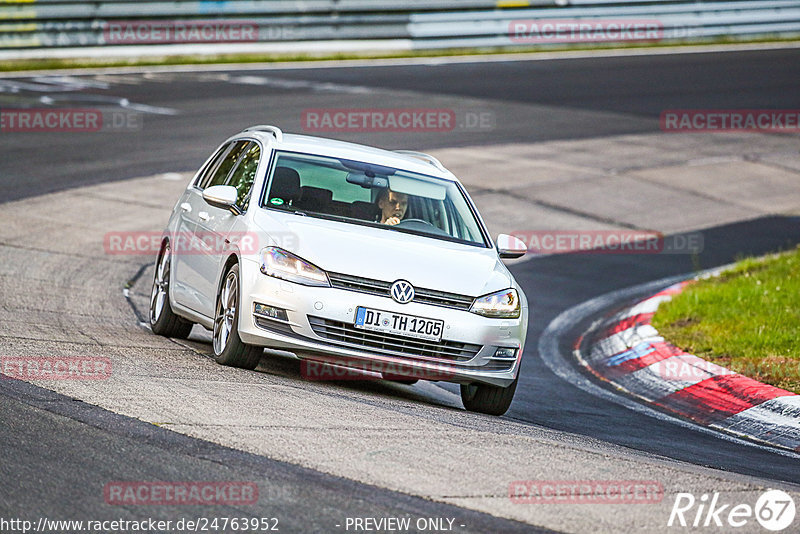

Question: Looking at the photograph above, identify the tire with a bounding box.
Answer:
[213,263,263,370]
[460,377,518,416]
[150,242,194,339]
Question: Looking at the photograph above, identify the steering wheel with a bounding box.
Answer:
[395,218,450,237]
[396,218,434,227]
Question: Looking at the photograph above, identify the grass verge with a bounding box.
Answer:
[652,246,800,393]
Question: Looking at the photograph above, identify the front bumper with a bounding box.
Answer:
[237,258,527,387]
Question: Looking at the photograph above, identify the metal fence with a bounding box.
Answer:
[1,0,799,51]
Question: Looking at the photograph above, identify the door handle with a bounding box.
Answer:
[198,212,210,221]
[180,202,192,212]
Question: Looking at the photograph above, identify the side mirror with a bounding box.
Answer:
[203,185,239,213]
[497,234,527,259]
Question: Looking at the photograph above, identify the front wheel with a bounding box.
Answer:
[213,263,263,370]
[150,243,193,339]
[460,377,518,416]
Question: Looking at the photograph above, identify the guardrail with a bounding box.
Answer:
[0,0,798,52]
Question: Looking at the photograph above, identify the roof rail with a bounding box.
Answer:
[394,150,447,172]
[244,125,283,142]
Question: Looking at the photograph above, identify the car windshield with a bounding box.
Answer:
[260,151,488,246]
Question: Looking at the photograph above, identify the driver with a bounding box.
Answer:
[376,189,408,226]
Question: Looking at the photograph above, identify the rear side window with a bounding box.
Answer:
[225,142,261,211]
[199,140,250,190]
[194,142,231,189]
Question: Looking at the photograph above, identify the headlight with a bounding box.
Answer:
[260,247,330,287]
[470,288,520,318]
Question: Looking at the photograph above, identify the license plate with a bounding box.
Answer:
[354,307,443,342]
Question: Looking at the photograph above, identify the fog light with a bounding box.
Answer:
[254,303,288,322]
[494,347,517,359]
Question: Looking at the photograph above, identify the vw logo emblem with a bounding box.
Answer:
[390,280,415,304]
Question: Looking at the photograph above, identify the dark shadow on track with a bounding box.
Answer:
[506,215,800,484]
[0,377,548,533]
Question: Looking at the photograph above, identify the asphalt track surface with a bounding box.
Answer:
[0,378,539,534]
[2,47,800,530]
[2,47,800,203]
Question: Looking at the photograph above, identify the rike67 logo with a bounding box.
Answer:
[668,490,796,531]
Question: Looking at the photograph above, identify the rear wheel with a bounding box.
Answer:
[460,377,518,416]
[213,263,263,370]
[150,243,193,339]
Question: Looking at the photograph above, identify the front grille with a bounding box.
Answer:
[327,272,474,310]
[307,316,481,362]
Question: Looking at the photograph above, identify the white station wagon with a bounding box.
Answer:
[150,126,529,415]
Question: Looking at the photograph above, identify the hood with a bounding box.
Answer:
[252,210,511,297]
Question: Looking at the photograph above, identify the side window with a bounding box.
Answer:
[226,142,261,211]
[195,142,232,189]
[204,140,250,189]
